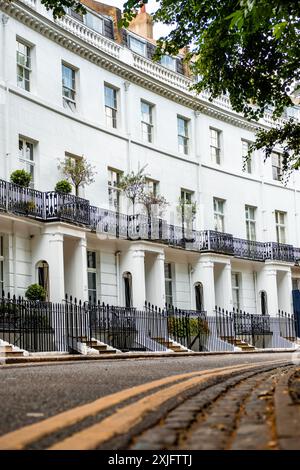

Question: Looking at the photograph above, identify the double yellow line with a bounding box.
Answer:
[0,360,286,450]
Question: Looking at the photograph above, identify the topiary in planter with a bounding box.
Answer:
[10,170,32,188]
[55,180,72,194]
[25,284,46,301]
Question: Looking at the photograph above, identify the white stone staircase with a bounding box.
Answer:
[70,336,119,355]
[0,340,28,358]
[152,337,189,353]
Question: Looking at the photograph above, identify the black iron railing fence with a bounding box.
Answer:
[145,303,208,351]
[215,306,298,348]
[0,293,298,353]
[0,294,208,353]
[1,177,300,262]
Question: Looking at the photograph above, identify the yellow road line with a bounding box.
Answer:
[49,361,284,450]
[0,360,284,450]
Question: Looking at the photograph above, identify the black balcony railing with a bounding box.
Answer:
[1,177,300,263]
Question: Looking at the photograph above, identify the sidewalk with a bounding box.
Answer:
[0,348,297,367]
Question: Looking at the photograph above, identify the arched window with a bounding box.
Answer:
[194,282,204,311]
[259,291,268,315]
[123,272,132,308]
[36,260,49,299]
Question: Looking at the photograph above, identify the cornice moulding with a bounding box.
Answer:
[0,0,266,132]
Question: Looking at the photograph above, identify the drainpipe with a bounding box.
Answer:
[1,14,9,180]
[188,263,194,309]
[293,173,299,246]
[194,111,202,230]
[115,250,121,305]
[123,81,131,173]
[253,271,258,313]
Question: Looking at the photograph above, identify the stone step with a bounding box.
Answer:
[0,351,24,357]
[0,345,14,353]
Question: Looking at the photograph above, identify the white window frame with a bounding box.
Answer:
[275,210,286,244]
[67,7,104,34]
[87,251,97,304]
[128,35,146,56]
[177,116,189,155]
[160,55,176,71]
[62,63,76,110]
[19,137,35,188]
[104,84,118,129]
[164,262,174,307]
[210,128,221,165]
[141,100,154,143]
[145,178,158,196]
[232,272,241,311]
[16,39,31,92]
[242,140,252,174]
[245,205,256,241]
[181,189,193,204]
[213,198,225,232]
[272,152,282,181]
[108,168,122,211]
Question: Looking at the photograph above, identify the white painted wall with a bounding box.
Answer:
[0,1,299,314]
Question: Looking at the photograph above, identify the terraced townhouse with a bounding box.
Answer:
[0,0,300,354]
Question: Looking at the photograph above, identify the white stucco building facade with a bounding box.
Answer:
[1,0,300,319]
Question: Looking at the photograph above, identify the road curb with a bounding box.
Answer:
[0,348,297,368]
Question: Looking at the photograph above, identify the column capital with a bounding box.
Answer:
[266,269,277,277]
[157,253,165,262]
[133,249,145,258]
[200,261,214,269]
[49,233,64,243]
[124,81,131,91]
[78,237,87,249]
[1,14,9,26]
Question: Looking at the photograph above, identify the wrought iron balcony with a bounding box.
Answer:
[1,178,300,264]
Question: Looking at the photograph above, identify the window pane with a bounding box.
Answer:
[85,12,103,33]
[161,55,176,70]
[87,251,96,269]
[62,65,75,90]
[105,86,117,109]
[129,36,146,56]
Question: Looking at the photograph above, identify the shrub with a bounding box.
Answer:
[10,170,32,188]
[55,180,72,194]
[168,317,210,338]
[25,284,46,301]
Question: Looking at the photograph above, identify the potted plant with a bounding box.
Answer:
[55,180,72,194]
[25,284,46,302]
[10,170,36,214]
[138,191,168,240]
[57,156,96,197]
[176,197,197,243]
[10,169,31,188]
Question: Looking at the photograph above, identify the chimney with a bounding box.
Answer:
[80,0,123,44]
[128,4,153,40]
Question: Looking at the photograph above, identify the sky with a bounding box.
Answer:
[104,0,171,39]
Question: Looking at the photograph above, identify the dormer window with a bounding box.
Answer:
[128,35,146,56]
[67,8,103,35]
[160,55,176,71]
[85,12,103,34]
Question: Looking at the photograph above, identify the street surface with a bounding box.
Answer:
[0,352,299,450]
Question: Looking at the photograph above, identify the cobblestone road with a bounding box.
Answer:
[0,354,299,450]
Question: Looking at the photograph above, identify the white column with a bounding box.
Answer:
[278,268,293,313]
[222,263,233,311]
[132,249,146,310]
[48,233,65,303]
[264,267,278,316]
[72,238,88,302]
[193,259,215,315]
[146,252,165,308]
